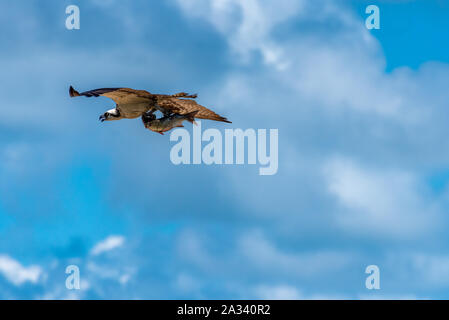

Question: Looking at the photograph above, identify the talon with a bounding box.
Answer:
[99,115,106,122]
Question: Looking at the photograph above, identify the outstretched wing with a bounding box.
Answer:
[156,96,231,123]
[69,86,231,123]
[69,86,155,104]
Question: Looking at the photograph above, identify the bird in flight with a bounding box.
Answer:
[69,86,231,133]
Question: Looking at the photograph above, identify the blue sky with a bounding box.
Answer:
[1,0,449,299]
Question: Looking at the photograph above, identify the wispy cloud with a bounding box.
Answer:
[324,157,440,238]
[0,255,42,286]
[254,285,302,300]
[90,235,125,256]
[176,0,304,69]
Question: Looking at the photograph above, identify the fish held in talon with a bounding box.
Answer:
[142,111,199,135]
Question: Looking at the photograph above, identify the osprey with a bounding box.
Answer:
[69,86,231,133]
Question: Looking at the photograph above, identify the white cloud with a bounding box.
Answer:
[325,158,439,238]
[186,0,449,242]
[411,254,449,287]
[254,285,302,300]
[175,273,201,293]
[86,261,135,285]
[238,231,352,277]
[177,230,215,271]
[0,255,42,286]
[177,228,352,278]
[359,294,425,300]
[119,273,131,285]
[176,0,304,69]
[253,284,349,300]
[90,235,125,256]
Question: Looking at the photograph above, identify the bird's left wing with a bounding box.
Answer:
[69,86,155,104]
[156,96,231,123]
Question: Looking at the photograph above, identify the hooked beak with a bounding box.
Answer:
[99,114,106,122]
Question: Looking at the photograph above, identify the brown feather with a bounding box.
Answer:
[172,92,198,99]
[156,96,231,123]
[101,88,155,104]
[69,86,155,104]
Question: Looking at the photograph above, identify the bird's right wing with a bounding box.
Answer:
[155,95,231,123]
[69,86,155,105]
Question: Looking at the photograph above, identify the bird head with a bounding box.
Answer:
[99,108,121,122]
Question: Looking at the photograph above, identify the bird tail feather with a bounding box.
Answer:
[184,111,199,125]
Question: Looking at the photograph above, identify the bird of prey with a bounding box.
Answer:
[69,86,231,133]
